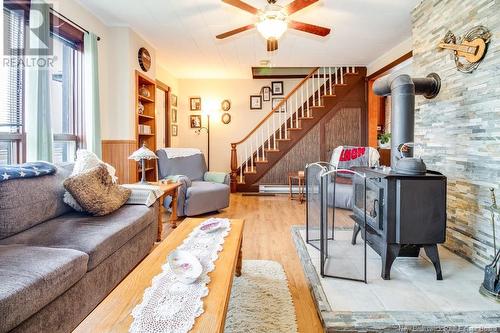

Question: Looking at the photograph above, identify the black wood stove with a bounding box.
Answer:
[351,167,447,280]
[350,72,447,280]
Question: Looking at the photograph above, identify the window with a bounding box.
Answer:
[1,6,25,164]
[1,2,85,165]
[50,36,83,163]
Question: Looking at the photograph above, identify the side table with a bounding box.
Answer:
[152,181,182,241]
[288,171,305,203]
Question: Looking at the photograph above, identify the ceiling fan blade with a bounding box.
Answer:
[216,24,256,39]
[285,0,319,15]
[221,0,259,15]
[289,20,331,37]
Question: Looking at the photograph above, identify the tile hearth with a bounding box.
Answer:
[292,227,500,332]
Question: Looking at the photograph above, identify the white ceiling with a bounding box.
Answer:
[77,0,420,79]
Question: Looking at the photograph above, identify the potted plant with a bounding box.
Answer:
[378,133,391,148]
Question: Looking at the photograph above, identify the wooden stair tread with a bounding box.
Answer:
[322,95,337,98]
[265,149,280,152]
[255,159,268,163]
[299,117,314,120]
[277,138,291,141]
[288,128,303,131]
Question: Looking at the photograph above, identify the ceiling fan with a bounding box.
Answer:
[216,0,331,52]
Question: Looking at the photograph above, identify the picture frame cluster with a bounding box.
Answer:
[250,81,284,110]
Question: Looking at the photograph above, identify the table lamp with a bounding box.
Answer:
[128,143,158,184]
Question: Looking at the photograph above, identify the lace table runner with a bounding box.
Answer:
[130,218,231,333]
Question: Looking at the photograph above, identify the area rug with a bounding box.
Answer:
[225,260,298,333]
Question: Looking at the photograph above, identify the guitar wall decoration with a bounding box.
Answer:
[438,25,491,73]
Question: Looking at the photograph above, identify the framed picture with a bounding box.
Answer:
[272,81,284,95]
[171,94,178,107]
[172,125,178,136]
[262,86,271,101]
[221,99,231,112]
[190,97,202,111]
[171,108,177,123]
[272,97,287,113]
[250,95,262,110]
[221,112,231,124]
[190,115,202,128]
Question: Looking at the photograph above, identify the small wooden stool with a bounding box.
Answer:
[288,171,305,203]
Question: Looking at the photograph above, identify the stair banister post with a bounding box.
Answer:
[317,69,320,106]
[284,99,288,138]
[341,67,344,84]
[323,67,327,96]
[230,143,238,193]
[295,90,299,127]
[329,67,332,95]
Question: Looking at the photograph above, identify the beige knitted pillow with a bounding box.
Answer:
[63,164,131,216]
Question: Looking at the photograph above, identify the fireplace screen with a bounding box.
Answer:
[305,166,368,283]
[306,162,334,250]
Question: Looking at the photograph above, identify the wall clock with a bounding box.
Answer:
[221,99,231,112]
[138,47,152,72]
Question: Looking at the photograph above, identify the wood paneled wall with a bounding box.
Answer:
[324,107,362,155]
[102,140,138,184]
[258,124,321,185]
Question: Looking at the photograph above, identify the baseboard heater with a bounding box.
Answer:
[259,185,302,194]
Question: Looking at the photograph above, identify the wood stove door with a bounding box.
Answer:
[354,178,384,233]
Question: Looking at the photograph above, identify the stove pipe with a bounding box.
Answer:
[373,73,441,167]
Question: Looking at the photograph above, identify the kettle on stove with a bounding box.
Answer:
[395,142,427,175]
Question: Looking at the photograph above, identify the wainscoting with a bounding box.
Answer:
[102,140,138,184]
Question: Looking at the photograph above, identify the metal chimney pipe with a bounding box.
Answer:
[373,73,441,167]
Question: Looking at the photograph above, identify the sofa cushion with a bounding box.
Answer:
[185,181,230,216]
[0,245,88,333]
[64,149,118,211]
[63,164,131,216]
[0,165,73,240]
[0,204,155,271]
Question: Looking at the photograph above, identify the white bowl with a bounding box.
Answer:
[199,218,227,233]
[168,250,202,284]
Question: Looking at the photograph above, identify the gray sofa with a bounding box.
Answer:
[0,164,158,333]
[156,150,230,216]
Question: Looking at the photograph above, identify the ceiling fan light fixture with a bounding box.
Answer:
[256,5,288,40]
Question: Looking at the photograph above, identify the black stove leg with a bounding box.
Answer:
[382,244,400,280]
[424,245,443,280]
[351,223,361,245]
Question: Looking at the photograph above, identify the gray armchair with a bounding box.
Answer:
[156,150,230,217]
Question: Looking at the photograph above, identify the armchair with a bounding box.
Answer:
[156,149,230,217]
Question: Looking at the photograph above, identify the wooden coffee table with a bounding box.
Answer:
[73,218,244,333]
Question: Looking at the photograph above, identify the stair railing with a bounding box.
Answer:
[230,66,357,192]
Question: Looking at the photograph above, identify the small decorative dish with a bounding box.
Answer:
[199,218,226,233]
[168,250,202,284]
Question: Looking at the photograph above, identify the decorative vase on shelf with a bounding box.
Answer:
[139,84,151,98]
[138,101,144,114]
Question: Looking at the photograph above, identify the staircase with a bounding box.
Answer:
[230,66,364,192]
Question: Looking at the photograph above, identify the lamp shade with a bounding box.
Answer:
[128,144,158,161]
[257,5,288,40]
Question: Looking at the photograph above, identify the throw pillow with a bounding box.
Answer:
[64,149,118,211]
[63,164,131,216]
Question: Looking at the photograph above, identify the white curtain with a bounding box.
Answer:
[84,32,102,158]
[26,1,53,162]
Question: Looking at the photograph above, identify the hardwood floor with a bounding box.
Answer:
[161,193,325,333]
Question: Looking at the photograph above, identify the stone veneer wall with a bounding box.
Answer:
[412,0,500,266]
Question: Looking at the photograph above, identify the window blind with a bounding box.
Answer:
[1,7,24,134]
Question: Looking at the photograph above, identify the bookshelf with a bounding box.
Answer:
[135,70,157,182]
